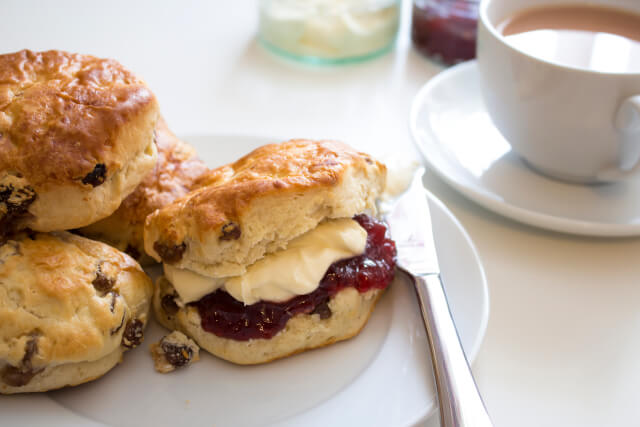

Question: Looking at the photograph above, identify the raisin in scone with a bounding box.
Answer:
[78,117,207,265]
[0,231,153,394]
[0,49,159,239]
[145,139,396,364]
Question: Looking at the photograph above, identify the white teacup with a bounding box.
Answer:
[477,0,640,183]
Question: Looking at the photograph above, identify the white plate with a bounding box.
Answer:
[0,135,489,427]
[410,61,640,237]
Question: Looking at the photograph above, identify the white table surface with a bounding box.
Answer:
[3,1,640,426]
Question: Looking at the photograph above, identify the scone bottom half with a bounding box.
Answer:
[153,214,397,365]
[0,231,153,394]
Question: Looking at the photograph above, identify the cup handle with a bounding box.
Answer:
[615,95,640,171]
[597,95,640,181]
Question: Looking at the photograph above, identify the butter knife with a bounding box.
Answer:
[383,168,492,427]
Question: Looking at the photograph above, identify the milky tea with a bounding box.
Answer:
[498,5,640,73]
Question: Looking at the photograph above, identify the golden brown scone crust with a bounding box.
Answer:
[154,276,384,365]
[78,117,207,264]
[0,231,153,394]
[0,49,156,187]
[0,49,159,234]
[144,139,386,278]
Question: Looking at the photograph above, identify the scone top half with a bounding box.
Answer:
[0,49,159,235]
[144,139,386,279]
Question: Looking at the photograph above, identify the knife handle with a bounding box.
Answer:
[409,270,493,427]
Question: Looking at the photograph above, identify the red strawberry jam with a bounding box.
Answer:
[412,0,478,65]
[194,214,396,341]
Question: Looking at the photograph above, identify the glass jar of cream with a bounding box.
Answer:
[259,0,401,64]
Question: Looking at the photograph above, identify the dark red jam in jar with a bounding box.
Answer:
[412,0,479,65]
[195,214,397,341]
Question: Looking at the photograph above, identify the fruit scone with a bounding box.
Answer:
[0,231,153,394]
[144,139,397,365]
[78,117,207,265]
[0,49,159,240]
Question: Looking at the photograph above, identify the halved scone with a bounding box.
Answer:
[145,139,396,364]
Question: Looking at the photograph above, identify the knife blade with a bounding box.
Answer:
[382,167,492,427]
[383,167,440,276]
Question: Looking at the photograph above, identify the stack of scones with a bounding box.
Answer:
[0,50,206,393]
[1,49,397,391]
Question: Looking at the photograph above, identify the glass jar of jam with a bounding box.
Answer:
[412,0,479,65]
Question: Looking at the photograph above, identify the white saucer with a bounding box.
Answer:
[0,135,489,427]
[410,61,640,237]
